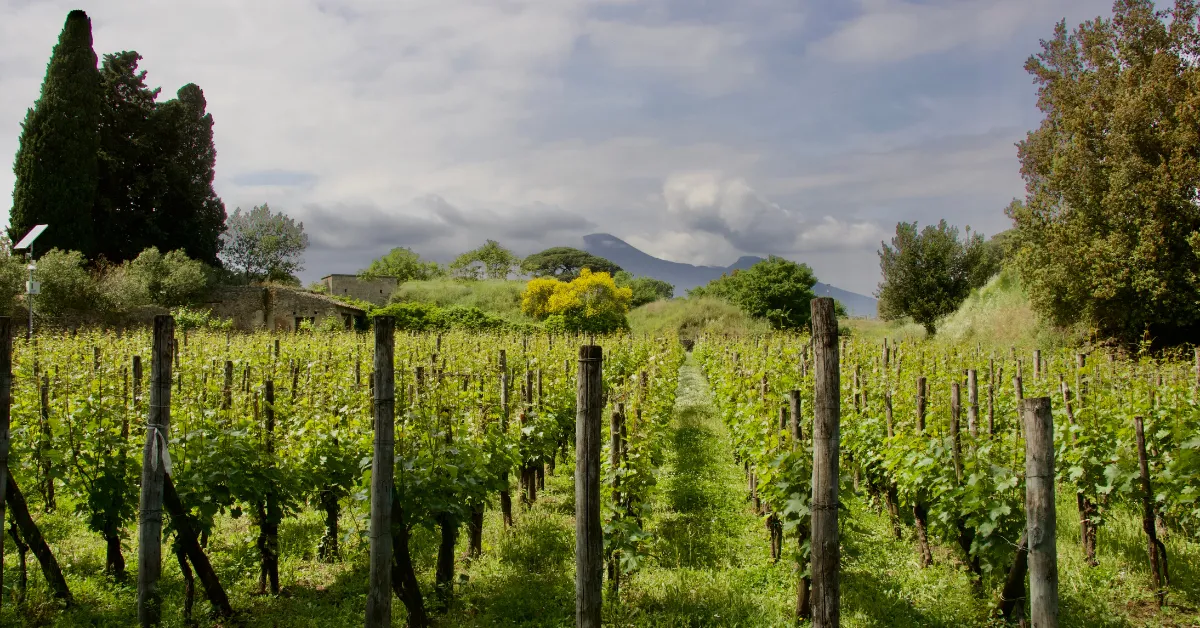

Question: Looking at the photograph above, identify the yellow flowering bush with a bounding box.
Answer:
[521,269,633,332]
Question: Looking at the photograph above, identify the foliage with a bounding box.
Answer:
[615,271,673,307]
[1006,0,1200,347]
[91,55,225,265]
[92,50,159,264]
[520,247,621,281]
[390,279,525,318]
[9,10,101,258]
[690,256,817,330]
[123,247,209,306]
[220,204,309,281]
[35,248,101,316]
[147,83,227,265]
[520,269,632,333]
[450,239,520,280]
[171,305,232,330]
[876,220,998,336]
[627,296,771,339]
[0,237,28,315]
[358,247,443,282]
[370,301,508,332]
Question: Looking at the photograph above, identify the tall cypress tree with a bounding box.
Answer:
[150,84,226,265]
[9,10,101,257]
[94,51,160,263]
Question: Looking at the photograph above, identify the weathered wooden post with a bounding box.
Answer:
[500,349,513,527]
[576,345,603,628]
[967,369,978,443]
[1134,416,1169,607]
[789,390,802,442]
[950,383,963,482]
[138,315,174,626]
[365,317,395,627]
[1022,397,1058,628]
[810,298,840,628]
[916,376,927,432]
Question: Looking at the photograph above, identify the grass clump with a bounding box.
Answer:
[628,297,771,340]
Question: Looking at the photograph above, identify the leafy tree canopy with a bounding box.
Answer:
[450,239,520,280]
[691,256,817,330]
[1007,0,1200,346]
[520,247,621,280]
[521,269,632,333]
[359,247,443,281]
[219,204,308,281]
[10,10,101,258]
[876,220,999,335]
[615,271,673,307]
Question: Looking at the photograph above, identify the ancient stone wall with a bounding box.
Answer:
[321,274,397,306]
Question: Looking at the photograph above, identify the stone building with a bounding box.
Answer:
[203,286,367,332]
[320,274,398,306]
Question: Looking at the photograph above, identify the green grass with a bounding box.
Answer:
[628,297,772,338]
[390,279,532,323]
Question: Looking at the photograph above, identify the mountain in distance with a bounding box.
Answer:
[581,233,878,318]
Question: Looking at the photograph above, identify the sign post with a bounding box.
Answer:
[13,225,47,340]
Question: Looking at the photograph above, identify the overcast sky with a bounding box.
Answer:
[0,0,1120,294]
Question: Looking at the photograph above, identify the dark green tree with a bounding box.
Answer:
[1008,0,1200,346]
[693,256,817,330]
[94,51,160,263]
[149,84,226,264]
[615,271,673,307]
[520,247,621,280]
[9,10,101,257]
[876,220,998,335]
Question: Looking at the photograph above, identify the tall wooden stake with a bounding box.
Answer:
[576,345,603,628]
[810,298,840,628]
[1134,415,1169,607]
[138,315,174,626]
[1022,397,1058,628]
[366,317,395,627]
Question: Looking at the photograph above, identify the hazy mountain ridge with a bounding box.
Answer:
[581,233,878,318]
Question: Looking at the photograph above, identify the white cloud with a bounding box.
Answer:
[810,0,1112,64]
[584,19,756,95]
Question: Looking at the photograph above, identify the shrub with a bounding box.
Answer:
[371,302,442,331]
[171,305,232,331]
[36,248,102,316]
[520,269,632,333]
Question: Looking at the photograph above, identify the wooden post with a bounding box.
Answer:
[988,359,995,436]
[499,349,513,527]
[916,376,926,432]
[0,318,11,608]
[608,403,623,596]
[788,390,801,442]
[576,345,603,628]
[810,298,840,628]
[1022,397,1058,628]
[138,315,174,626]
[950,383,962,482]
[366,317,395,627]
[222,360,233,411]
[967,369,978,442]
[259,380,280,594]
[1134,416,1169,607]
